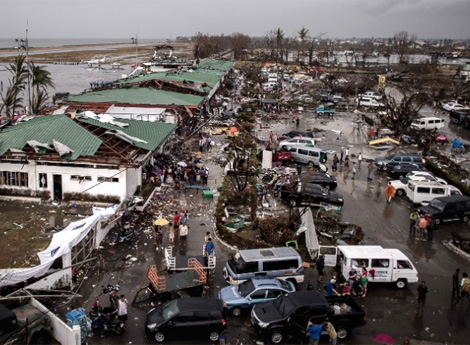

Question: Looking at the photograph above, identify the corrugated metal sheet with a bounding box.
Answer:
[0,115,101,160]
[197,58,234,72]
[67,88,204,106]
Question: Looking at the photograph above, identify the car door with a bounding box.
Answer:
[192,311,212,339]
[286,306,311,342]
[247,289,268,306]
[165,311,194,340]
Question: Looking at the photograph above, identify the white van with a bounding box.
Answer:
[406,180,461,205]
[359,97,384,107]
[320,245,419,288]
[363,91,383,100]
[410,117,445,130]
[289,146,327,166]
[222,247,304,285]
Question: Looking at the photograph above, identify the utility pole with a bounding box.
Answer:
[132,33,138,68]
[15,26,31,115]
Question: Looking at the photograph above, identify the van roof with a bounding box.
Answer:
[239,247,300,261]
[413,116,442,121]
[338,245,391,258]
[385,248,411,261]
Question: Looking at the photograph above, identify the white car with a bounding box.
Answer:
[390,175,444,197]
[279,137,315,149]
[405,171,447,184]
[443,102,469,112]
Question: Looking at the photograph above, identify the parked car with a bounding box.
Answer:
[279,137,315,150]
[410,117,445,130]
[319,95,337,105]
[375,154,425,171]
[316,104,336,116]
[281,130,315,139]
[280,183,343,207]
[389,175,445,197]
[359,97,385,107]
[306,171,338,190]
[362,91,383,100]
[443,102,469,112]
[387,164,423,179]
[418,195,470,225]
[449,110,470,127]
[251,290,366,343]
[406,171,447,184]
[218,278,295,316]
[145,298,227,343]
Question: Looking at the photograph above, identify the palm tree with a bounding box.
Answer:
[297,27,309,65]
[274,28,285,63]
[0,55,28,119]
[30,63,55,114]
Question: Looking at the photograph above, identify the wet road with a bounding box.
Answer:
[80,109,470,345]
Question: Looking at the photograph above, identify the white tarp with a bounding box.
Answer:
[0,205,117,287]
[80,110,129,128]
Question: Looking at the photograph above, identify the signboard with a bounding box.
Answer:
[262,150,273,170]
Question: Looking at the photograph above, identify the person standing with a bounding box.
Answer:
[117,295,129,322]
[179,223,189,247]
[360,269,369,298]
[307,320,323,345]
[296,117,300,128]
[322,321,338,345]
[357,153,363,167]
[460,272,470,306]
[173,211,180,228]
[345,148,350,159]
[352,163,357,180]
[417,216,428,242]
[168,222,175,245]
[385,182,396,203]
[348,268,357,288]
[316,255,325,283]
[344,157,350,173]
[367,161,374,181]
[417,281,428,309]
[452,268,461,301]
[205,237,215,256]
[409,210,419,235]
[154,225,163,251]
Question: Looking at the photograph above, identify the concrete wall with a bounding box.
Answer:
[125,166,142,200]
[31,297,81,345]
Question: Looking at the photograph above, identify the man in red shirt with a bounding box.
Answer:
[173,211,180,227]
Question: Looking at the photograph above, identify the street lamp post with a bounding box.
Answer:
[131,34,138,68]
[15,31,31,115]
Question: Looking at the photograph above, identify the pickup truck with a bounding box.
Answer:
[0,303,52,345]
[251,290,366,344]
[316,105,336,116]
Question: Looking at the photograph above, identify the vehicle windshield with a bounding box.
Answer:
[385,155,394,160]
[279,280,292,291]
[238,280,255,297]
[228,255,247,274]
[272,295,297,317]
[401,177,409,184]
[429,199,446,211]
[161,300,179,320]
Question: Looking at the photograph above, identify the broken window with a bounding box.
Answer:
[39,173,47,188]
[0,171,28,187]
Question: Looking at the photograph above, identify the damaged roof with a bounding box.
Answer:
[0,115,101,160]
[197,58,234,72]
[0,115,176,161]
[66,87,204,106]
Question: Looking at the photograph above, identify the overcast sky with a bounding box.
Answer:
[1,0,469,40]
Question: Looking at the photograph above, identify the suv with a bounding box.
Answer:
[449,110,470,127]
[218,278,295,316]
[145,298,227,343]
[375,154,425,171]
[418,195,470,225]
[0,303,52,345]
[282,130,314,139]
[280,183,343,207]
[388,164,423,179]
[279,137,315,150]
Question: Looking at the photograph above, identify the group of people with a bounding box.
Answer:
[409,211,437,241]
[307,320,337,345]
[154,211,189,251]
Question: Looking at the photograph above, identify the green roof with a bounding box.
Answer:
[76,117,176,152]
[197,58,234,72]
[67,87,204,106]
[0,115,102,160]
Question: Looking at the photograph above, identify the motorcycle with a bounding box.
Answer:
[111,228,135,244]
[90,307,124,334]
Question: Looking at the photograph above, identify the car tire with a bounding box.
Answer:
[463,216,469,223]
[209,331,220,342]
[396,189,405,197]
[154,332,165,343]
[232,307,242,316]
[396,279,407,289]
[336,327,349,340]
[270,330,284,344]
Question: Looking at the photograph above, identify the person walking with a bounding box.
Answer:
[173,211,180,228]
[352,163,357,180]
[427,217,436,240]
[322,321,338,345]
[307,320,323,345]
[154,225,163,251]
[417,281,428,309]
[344,157,350,173]
[385,182,396,203]
[117,295,129,322]
[452,268,461,301]
[316,254,325,283]
[360,269,369,298]
[168,222,175,245]
[179,223,189,247]
[409,210,419,235]
[348,268,357,288]
[417,216,428,241]
[357,152,363,167]
[460,272,470,306]
[367,161,374,181]
[296,117,300,128]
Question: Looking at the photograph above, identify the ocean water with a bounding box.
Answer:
[0,38,165,49]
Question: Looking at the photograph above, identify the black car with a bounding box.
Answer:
[280,183,343,207]
[375,154,425,171]
[418,195,470,225]
[319,95,338,105]
[282,130,314,139]
[387,164,423,179]
[145,298,227,343]
[306,171,338,190]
